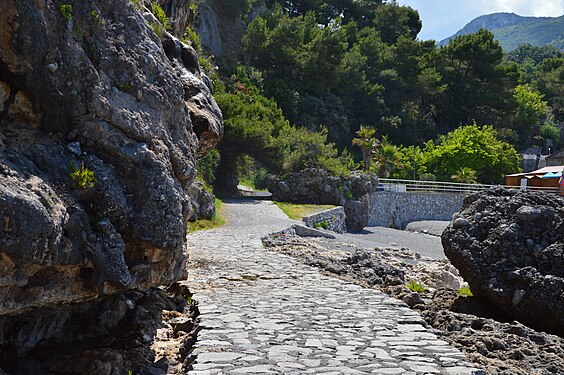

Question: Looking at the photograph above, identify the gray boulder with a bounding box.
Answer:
[266,169,378,231]
[187,180,216,220]
[442,188,564,336]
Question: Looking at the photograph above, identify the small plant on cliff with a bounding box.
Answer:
[313,220,329,230]
[59,3,73,22]
[458,286,473,297]
[182,26,201,52]
[406,280,426,293]
[91,9,106,26]
[70,162,96,189]
[150,2,169,37]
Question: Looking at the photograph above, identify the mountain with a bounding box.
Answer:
[439,13,564,51]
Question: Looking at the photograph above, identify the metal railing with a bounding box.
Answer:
[377,178,561,195]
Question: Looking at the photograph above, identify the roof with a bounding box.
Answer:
[506,165,564,178]
[546,149,564,160]
[530,166,564,174]
[542,171,563,179]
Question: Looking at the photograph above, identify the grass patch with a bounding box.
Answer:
[458,285,473,297]
[187,198,226,233]
[274,202,336,220]
[406,280,426,293]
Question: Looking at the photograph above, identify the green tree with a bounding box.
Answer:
[513,84,549,146]
[424,123,521,184]
[450,167,478,184]
[373,138,403,178]
[352,125,378,172]
[437,30,518,131]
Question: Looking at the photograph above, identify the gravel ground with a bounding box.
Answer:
[325,225,446,260]
[404,221,450,237]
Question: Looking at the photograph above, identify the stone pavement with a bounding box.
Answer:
[184,199,483,374]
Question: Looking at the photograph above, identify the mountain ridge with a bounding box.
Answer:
[439,12,564,51]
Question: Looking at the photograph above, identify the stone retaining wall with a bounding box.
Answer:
[302,207,346,233]
[369,192,465,229]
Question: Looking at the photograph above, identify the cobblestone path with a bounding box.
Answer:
[184,199,483,374]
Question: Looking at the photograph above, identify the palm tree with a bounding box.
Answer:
[352,125,379,173]
[451,167,478,184]
[374,141,403,178]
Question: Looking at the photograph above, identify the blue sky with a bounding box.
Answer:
[396,0,564,41]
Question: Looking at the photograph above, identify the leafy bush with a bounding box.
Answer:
[70,162,96,189]
[406,280,426,293]
[423,124,521,184]
[419,173,436,181]
[196,149,220,190]
[540,122,561,146]
[59,4,73,22]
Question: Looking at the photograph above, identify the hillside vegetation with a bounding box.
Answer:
[155,0,564,188]
[440,13,564,51]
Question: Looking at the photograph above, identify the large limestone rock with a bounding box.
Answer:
[442,188,564,336]
[0,0,221,352]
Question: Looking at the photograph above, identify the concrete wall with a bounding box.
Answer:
[302,207,346,233]
[368,192,465,229]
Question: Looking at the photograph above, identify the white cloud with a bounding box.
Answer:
[481,0,564,17]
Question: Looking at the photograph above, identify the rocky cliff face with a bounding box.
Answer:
[0,0,221,361]
[442,189,564,336]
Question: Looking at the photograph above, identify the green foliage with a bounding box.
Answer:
[196,149,220,189]
[150,2,169,37]
[450,167,478,184]
[116,81,132,93]
[406,280,426,293]
[419,173,436,181]
[438,29,518,132]
[514,84,548,120]
[540,122,561,146]
[389,145,426,180]
[70,162,96,189]
[91,10,106,26]
[151,2,169,28]
[215,77,348,177]
[201,1,564,190]
[182,26,201,52]
[59,4,73,22]
[352,125,378,173]
[187,199,226,233]
[506,44,561,66]
[313,220,329,230]
[373,137,403,178]
[423,123,521,184]
[458,286,473,297]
